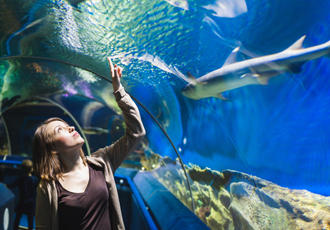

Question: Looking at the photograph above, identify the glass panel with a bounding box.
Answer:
[0,58,195,210]
[0,116,10,156]
[1,1,330,229]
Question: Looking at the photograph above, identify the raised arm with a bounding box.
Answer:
[92,58,146,171]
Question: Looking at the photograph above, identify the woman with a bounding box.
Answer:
[8,159,38,230]
[32,58,146,230]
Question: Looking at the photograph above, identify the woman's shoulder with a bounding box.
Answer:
[86,155,106,168]
[37,179,55,193]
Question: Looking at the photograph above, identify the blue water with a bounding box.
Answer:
[127,0,330,196]
[134,0,330,196]
[0,0,330,196]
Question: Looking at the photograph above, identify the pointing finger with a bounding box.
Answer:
[107,57,114,77]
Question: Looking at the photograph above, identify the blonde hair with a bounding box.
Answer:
[32,117,86,181]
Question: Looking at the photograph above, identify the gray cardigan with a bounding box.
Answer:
[35,87,146,230]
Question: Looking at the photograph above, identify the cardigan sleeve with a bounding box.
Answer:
[92,86,146,172]
[35,183,52,230]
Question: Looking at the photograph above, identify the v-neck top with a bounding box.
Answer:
[56,165,110,230]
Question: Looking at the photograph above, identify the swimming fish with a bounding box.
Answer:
[181,35,330,100]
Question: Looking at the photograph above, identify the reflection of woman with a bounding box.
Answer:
[8,159,38,230]
[32,58,146,230]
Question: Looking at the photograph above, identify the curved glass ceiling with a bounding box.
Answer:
[1,0,330,229]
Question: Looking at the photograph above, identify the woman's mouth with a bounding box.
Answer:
[73,131,80,137]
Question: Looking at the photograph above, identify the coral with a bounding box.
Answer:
[187,164,229,190]
[140,153,330,230]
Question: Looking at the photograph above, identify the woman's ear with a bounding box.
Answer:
[51,150,58,155]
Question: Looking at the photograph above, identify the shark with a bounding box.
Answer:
[181,35,330,100]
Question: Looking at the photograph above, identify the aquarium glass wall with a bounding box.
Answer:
[0,0,329,229]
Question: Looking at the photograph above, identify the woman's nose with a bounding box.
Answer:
[68,126,75,132]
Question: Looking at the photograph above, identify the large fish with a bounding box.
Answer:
[182,36,330,100]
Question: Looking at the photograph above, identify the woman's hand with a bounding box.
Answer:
[107,57,123,92]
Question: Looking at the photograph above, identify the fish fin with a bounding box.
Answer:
[257,76,270,85]
[241,72,275,85]
[187,72,196,80]
[248,73,270,85]
[214,93,229,101]
[240,73,260,78]
[186,72,208,86]
[286,35,306,50]
[186,72,199,85]
[240,73,248,78]
[223,47,240,66]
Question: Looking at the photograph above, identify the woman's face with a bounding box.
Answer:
[46,120,84,153]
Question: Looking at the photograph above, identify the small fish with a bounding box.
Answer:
[182,36,330,100]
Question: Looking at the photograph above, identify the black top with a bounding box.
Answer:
[56,165,110,230]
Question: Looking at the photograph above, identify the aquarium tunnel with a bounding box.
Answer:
[0,0,329,229]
